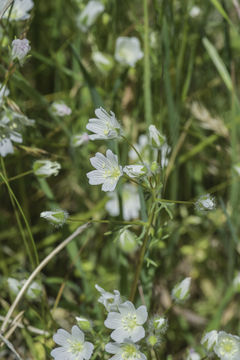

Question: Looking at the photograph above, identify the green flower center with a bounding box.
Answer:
[219,338,238,356]
[67,339,84,355]
[122,344,140,360]
[122,314,137,331]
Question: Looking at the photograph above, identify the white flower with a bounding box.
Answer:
[186,349,201,360]
[214,331,240,360]
[0,83,10,106]
[195,193,216,211]
[0,115,22,157]
[171,277,191,303]
[123,165,147,178]
[233,272,240,292]
[87,149,123,192]
[149,125,165,148]
[105,341,146,360]
[104,300,148,343]
[92,51,113,73]
[105,183,140,220]
[86,107,122,140]
[40,210,68,226]
[95,284,121,312]
[51,326,94,360]
[51,102,72,117]
[201,330,218,352]
[7,278,41,300]
[11,38,31,64]
[115,37,143,67]
[33,160,61,178]
[71,133,89,147]
[77,0,104,32]
[161,142,171,168]
[189,6,201,18]
[3,0,34,21]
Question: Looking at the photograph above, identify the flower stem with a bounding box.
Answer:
[156,198,194,205]
[121,135,145,165]
[67,218,146,226]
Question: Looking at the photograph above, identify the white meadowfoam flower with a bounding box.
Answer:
[33,160,61,178]
[86,107,122,140]
[214,331,240,360]
[105,183,140,220]
[186,349,201,360]
[71,133,89,147]
[233,272,240,292]
[105,341,146,360]
[195,193,216,211]
[77,0,104,32]
[115,37,143,67]
[51,326,94,360]
[189,6,201,18]
[0,115,22,157]
[0,83,10,106]
[40,210,68,226]
[201,330,218,352]
[172,277,191,303]
[104,300,148,343]
[11,38,31,64]
[149,125,165,148]
[87,149,123,192]
[95,284,121,312]
[7,278,41,299]
[123,164,147,178]
[51,101,72,117]
[3,0,34,21]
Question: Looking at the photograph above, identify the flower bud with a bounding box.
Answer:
[40,210,68,226]
[71,133,89,147]
[149,125,165,148]
[123,165,147,178]
[195,193,216,211]
[153,316,168,334]
[171,277,191,303]
[33,160,61,178]
[11,38,31,65]
[147,334,158,347]
[75,316,92,331]
[118,228,138,253]
[201,330,218,352]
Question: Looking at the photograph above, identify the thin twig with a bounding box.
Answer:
[1,223,89,333]
[0,315,49,336]
[0,333,23,360]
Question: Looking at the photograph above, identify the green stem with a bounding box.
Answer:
[156,198,194,205]
[0,170,33,186]
[67,218,146,226]
[0,169,38,267]
[130,202,156,301]
[121,135,145,165]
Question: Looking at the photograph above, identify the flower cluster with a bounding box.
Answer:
[201,330,240,360]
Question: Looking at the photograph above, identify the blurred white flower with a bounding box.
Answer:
[51,102,72,117]
[0,115,22,157]
[11,38,31,64]
[7,278,41,300]
[3,0,34,21]
[149,125,165,148]
[40,210,68,226]
[201,330,218,352]
[87,149,123,192]
[195,193,216,211]
[214,331,240,360]
[77,0,104,32]
[86,107,122,140]
[115,37,143,67]
[105,341,146,360]
[71,133,89,147]
[95,284,121,312]
[123,164,146,178]
[33,160,61,178]
[104,300,148,343]
[189,6,201,18]
[0,83,10,106]
[171,277,191,303]
[92,51,113,73]
[105,183,140,220]
[233,272,240,292]
[186,349,201,360]
[51,326,94,360]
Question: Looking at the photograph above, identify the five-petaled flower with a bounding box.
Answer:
[105,341,146,360]
[104,300,148,343]
[87,149,123,192]
[51,326,94,360]
[214,331,240,360]
[86,107,122,140]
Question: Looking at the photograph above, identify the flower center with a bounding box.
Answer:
[67,339,84,355]
[122,314,137,332]
[104,167,120,180]
[219,338,238,356]
[122,344,140,360]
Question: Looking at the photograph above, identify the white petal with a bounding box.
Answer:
[51,347,69,360]
[110,328,128,342]
[118,301,135,315]
[106,149,118,164]
[71,325,84,342]
[136,306,148,324]
[104,312,122,329]
[86,170,104,184]
[53,329,71,347]
[131,326,145,342]
[105,342,120,354]
[83,342,94,360]
[102,179,117,192]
